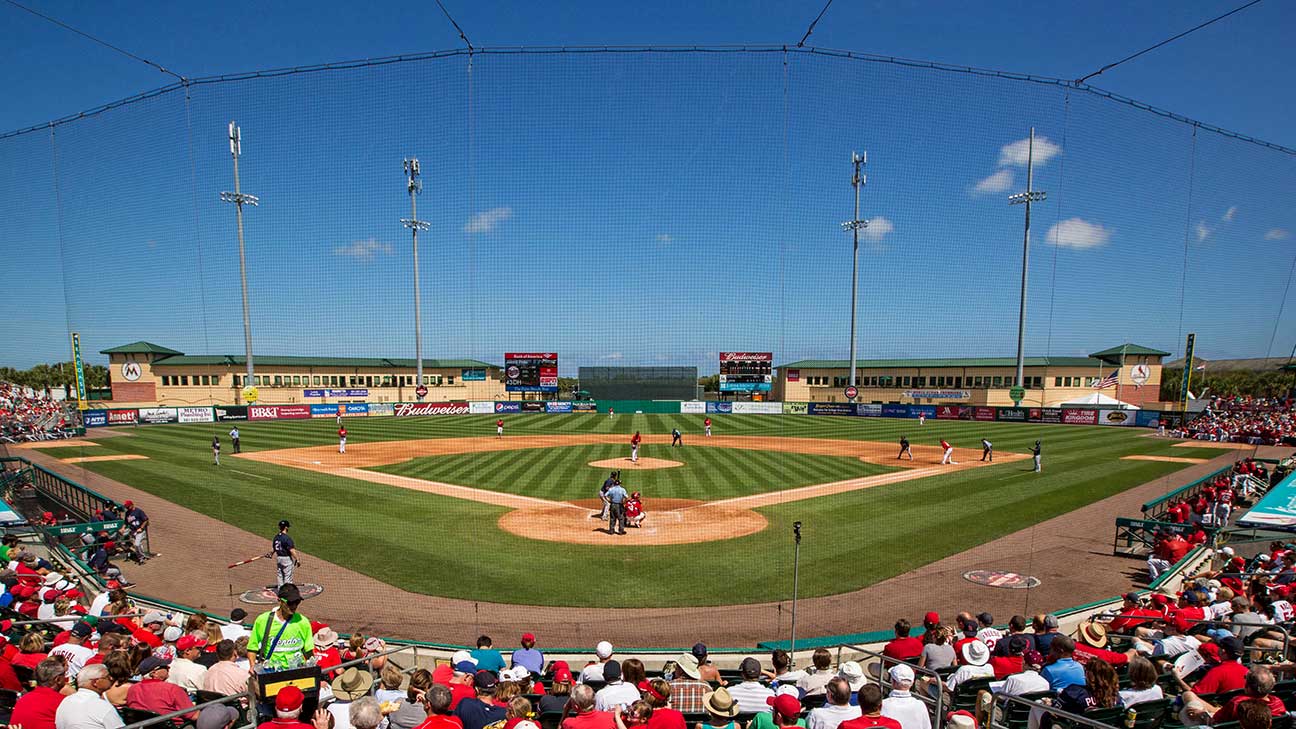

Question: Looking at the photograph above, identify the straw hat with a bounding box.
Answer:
[702,687,740,718]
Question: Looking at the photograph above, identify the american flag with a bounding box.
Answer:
[1094,369,1119,389]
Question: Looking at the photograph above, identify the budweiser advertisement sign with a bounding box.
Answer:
[393,402,471,417]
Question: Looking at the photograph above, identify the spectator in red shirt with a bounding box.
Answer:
[10,657,68,729]
[952,613,980,664]
[416,686,466,729]
[639,679,685,729]
[919,613,941,645]
[883,620,923,662]
[988,636,1029,680]
[561,685,615,729]
[1182,666,1287,725]
[1180,636,1249,695]
[126,656,198,722]
[258,686,327,729]
[314,627,342,679]
[1071,623,1131,668]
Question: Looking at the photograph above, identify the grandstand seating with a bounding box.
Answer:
[0,382,75,443]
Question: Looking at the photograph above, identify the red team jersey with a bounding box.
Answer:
[631,433,641,446]
[496,420,503,428]
[338,428,347,438]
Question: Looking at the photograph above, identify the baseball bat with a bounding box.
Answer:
[227,554,268,569]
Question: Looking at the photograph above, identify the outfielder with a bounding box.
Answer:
[1032,440,1042,472]
[496,418,504,438]
[338,426,347,454]
[704,417,712,437]
[981,438,993,462]
[918,412,926,426]
[940,438,957,465]
[269,520,299,587]
[212,436,221,466]
[897,435,912,460]
[630,431,642,462]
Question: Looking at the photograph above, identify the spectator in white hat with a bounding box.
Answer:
[880,665,931,729]
[580,641,615,684]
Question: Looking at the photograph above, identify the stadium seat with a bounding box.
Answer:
[948,677,994,713]
[538,711,564,729]
[998,691,1055,729]
[1127,699,1173,729]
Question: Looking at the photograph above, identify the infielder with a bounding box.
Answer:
[671,428,683,447]
[211,436,221,466]
[940,438,957,465]
[229,426,241,453]
[981,438,993,462]
[338,426,347,454]
[269,520,299,587]
[704,417,712,437]
[496,418,504,438]
[1032,440,1042,472]
[630,431,642,462]
[608,407,615,418]
[918,412,926,426]
[897,435,912,460]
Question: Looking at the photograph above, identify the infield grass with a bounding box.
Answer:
[39,414,1232,607]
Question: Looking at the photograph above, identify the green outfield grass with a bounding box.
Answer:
[367,444,900,500]
[39,414,1230,607]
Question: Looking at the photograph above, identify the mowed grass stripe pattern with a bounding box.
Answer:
[40,414,1233,606]
[368,445,899,501]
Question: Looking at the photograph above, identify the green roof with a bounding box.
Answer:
[1089,343,1171,359]
[778,356,1102,370]
[99,341,184,356]
[151,354,498,370]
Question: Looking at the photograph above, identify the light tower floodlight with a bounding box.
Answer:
[1008,127,1048,397]
[841,150,869,391]
[220,120,259,387]
[402,157,431,398]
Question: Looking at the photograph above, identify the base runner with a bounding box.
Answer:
[704,417,712,437]
[940,438,958,465]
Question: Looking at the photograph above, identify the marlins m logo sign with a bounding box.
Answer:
[120,361,142,381]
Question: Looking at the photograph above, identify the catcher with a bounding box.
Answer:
[625,491,646,528]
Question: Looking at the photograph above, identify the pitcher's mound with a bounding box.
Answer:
[588,457,683,470]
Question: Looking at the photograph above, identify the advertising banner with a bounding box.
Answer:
[1062,409,1099,425]
[957,407,976,420]
[107,409,138,425]
[719,352,774,392]
[393,402,470,417]
[910,405,937,420]
[462,369,487,381]
[339,403,368,416]
[787,369,800,382]
[70,332,88,410]
[706,402,734,414]
[504,352,559,393]
[936,405,961,420]
[680,401,707,414]
[83,409,108,427]
[1135,410,1163,428]
[303,389,325,398]
[783,402,809,415]
[1159,412,1185,428]
[1029,408,1063,423]
[572,402,598,412]
[973,407,997,422]
[311,404,339,418]
[369,403,395,417]
[996,408,1027,422]
[904,390,970,400]
[249,406,279,420]
[520,402,547,412]
[469,401,495,415]
[215,405,248,422]
[881,404,910,418]
[493,402,522,413]
[138,408,178,425]
[177,407,213,423]
[546,401,573,413]
[732,401,783,415]
[809,402,854,416]
[1098,409,1134,426]
[856,403,882,417]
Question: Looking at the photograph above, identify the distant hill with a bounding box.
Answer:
[1164,357,1291,372]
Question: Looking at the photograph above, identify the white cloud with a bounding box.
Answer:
[998,136,1062,167]
[1195,221,1211,242]
[1222,206,1238,222]
[598,352,624,361]
[862,216,894,242]
[333,238,393,261]
[463,207,513,234]
[972,169,1014,195]
[656,234,673,244]
[1265,228,1291,241]
[1044,218,1111,249]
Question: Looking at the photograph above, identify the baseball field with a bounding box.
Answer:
[31,413,1228,608]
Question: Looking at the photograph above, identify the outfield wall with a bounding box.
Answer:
[83,399,1182,429]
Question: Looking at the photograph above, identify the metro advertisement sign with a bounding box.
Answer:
[393,402,471,417]
[177,407,214,423]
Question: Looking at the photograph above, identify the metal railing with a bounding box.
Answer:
[844,646,945,726]
[1113,518,1215,557]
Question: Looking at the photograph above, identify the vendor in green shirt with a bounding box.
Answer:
[247,583,314,671]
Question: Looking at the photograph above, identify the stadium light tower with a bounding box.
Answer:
[402,159,431,397]
[840,152,868,390]
[1008,128,1046,390]
[220,122,259,383]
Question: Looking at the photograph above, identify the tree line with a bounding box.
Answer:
[0,361,109,391]
[1159,367,1294,401]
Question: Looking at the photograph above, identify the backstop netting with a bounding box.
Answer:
[2,47,1295,647]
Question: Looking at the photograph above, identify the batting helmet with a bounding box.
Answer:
[278,520,291,529]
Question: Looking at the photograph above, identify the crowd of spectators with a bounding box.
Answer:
[1173,397,1296,446]
[0,382,76,443]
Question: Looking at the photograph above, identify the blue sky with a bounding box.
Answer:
[2,1,1294,374]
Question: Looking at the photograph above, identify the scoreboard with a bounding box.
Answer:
[719,352,773,392]
[504,352,559,392]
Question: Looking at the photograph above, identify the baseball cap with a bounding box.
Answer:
[142,611,165,626]
[474,671,498,690]
[521,632,536,643]
[123,501,134,508]
[691,642,708,660]
[177,635,207,651]
[277,584,302,603]
[603,661,622,682]
[596,640,614,659]
[1218,635,1244,657]
[138,655,171,674]
[163,626,183,643]
[924,611,940,625]
[1042,614,1059,629]
[553,665,574,684]
[767,694,801,720]
[275,686,305,713]
[1023,650,1044,668]
[196,705,240,729]
[70,622,93,638]
[888,664,915,684]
